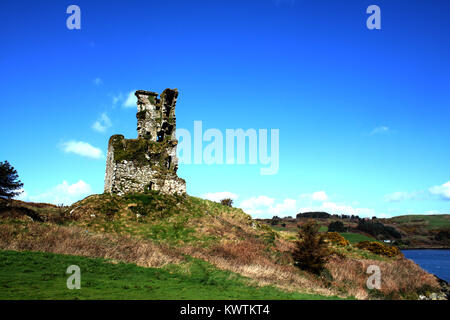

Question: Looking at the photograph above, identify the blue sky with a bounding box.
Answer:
[1,0,449,218]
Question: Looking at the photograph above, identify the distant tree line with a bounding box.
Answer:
[357,220,402,239]
[296,212,363,220]
[296,212,330,219]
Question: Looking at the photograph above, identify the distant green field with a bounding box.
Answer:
[340,232,376,244]
[388,215,450,230]
[0,250,342,300]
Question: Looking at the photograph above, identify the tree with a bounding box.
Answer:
[0,161,23,200]
[220,198,233,207]
[328,220,346,233]
[292,220,331,274]
[271,216,281,225]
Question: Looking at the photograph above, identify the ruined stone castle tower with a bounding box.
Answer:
[104,88,186,195]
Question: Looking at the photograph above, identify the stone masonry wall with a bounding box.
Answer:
[104,88,186,196]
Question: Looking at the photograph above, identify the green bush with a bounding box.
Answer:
[292,220,331,274]
[355,241,402,257]
[328,221,346,233]
[220,198,233,207]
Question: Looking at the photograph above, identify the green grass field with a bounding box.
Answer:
[387,215,450,230]
[340,232,376,244]
[0,250,341,300]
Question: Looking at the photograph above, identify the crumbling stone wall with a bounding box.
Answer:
[104,88,186,195]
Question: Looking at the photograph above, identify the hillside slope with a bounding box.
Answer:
[0,192,445,300]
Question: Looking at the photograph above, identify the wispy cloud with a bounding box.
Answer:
[123,90,137,108]
[18,180,92,206]
[93,77,103,86]
[385,182,450,202]
[92,112,112,133]
[429,181,450,200]
[111,92,124,105]
[370,126,390,135]
[61,140,104,159]
[202,191,239,202]
[384,191,421,202]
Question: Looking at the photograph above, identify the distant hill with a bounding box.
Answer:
[381,214,450,249]
[258,213,450,249]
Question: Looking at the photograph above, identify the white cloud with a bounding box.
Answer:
[267,198,297,216]
[16,189,28,201]
[239,196,297,218]
[18,180,92,206]
[384,191,420,202]
[239,191,377,219]
[93,77,103,86]
[123,90,137,108]
[371,126,390,135]
[311,191,328,202]
[429,181,450,200]
[202,191,239,202]
[299,201,375,218]
[239,196,275,216]
[299,191,328,202]
[92,112,112,133]
[61,140,104,159]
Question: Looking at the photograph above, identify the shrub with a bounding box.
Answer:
[220,198,233,207]
[328,221,346,232]
[325,232,350,246]
[292,220,331,274]
[270,216,281,225]
[355,241,402,257]
[435,230,450,242]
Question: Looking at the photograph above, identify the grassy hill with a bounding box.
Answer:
[0,192,445,300]
[0,250,333,300]
[386,215,450,230]
[381,215,450,248]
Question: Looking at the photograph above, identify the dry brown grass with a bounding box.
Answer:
[326,254,440,299]
[182,239,338,297]
[0,222,183,268]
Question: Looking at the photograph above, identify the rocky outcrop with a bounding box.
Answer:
[104,88,186,196]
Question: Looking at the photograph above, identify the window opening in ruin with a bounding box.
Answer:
[157,131,164,142]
